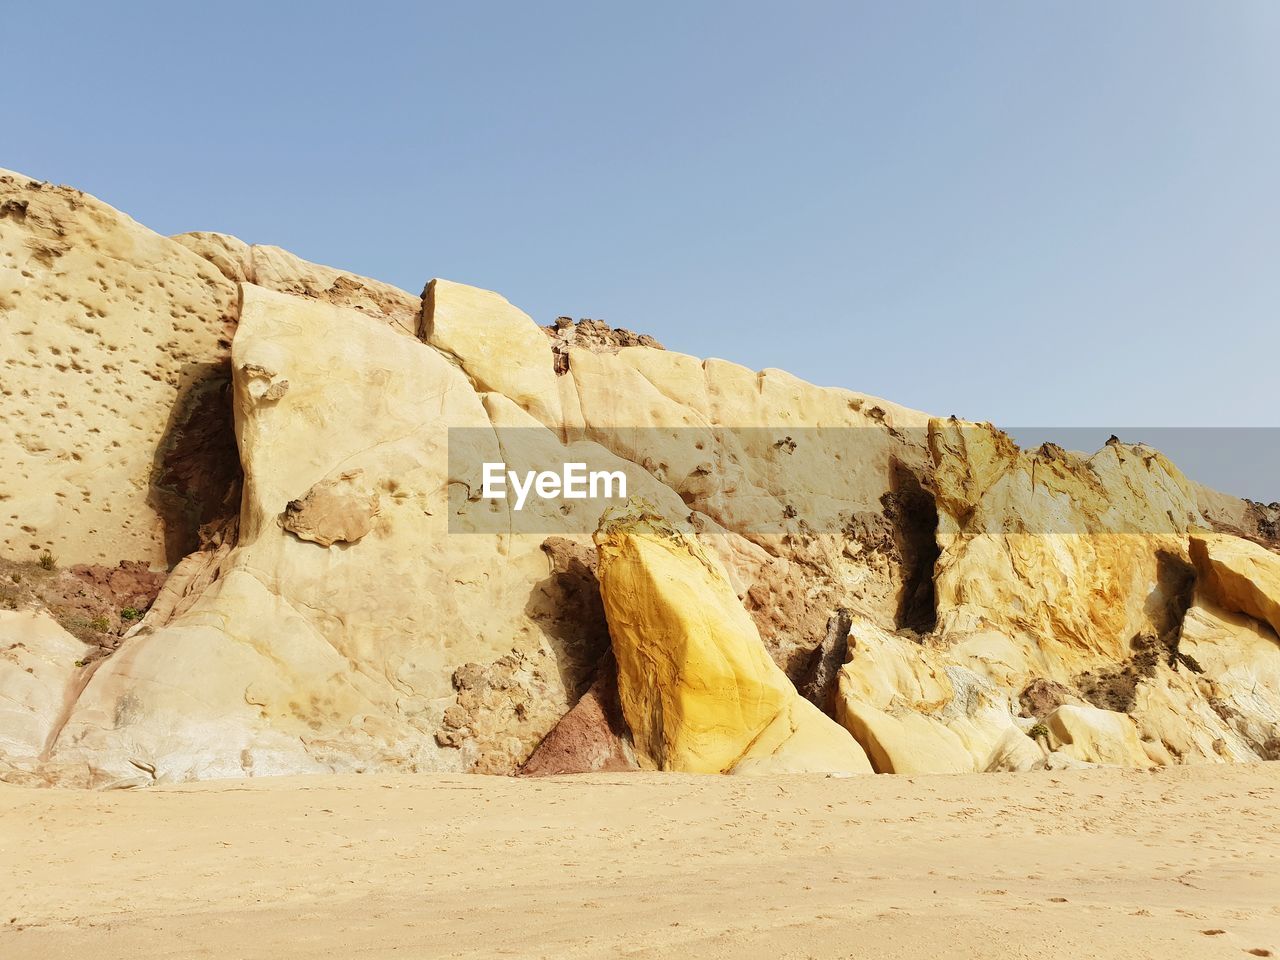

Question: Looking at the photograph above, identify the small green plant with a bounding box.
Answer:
[120,607,141,622]
[1028,722,1050,741]
[89,614,110,632]
[37,551,56,571]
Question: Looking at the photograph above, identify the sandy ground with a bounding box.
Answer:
[1,765,1277,960]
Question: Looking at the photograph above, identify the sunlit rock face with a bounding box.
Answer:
[0,169,239,568]
[0,611,93,785]
[41,285,588,784]
[0,171,425,572]
[593,506,872,775]
[9,267,922,784]
[833,419,1280,771]
[1190,533,1280,638]
[2,167,1279,785]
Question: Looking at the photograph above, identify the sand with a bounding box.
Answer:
[1,765,1277,959]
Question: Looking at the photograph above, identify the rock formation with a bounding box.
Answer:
[2,166,1279,785]
[172,232,420,336]
[0,169,419,570]
[0,170,238,568]
[0,610,92,785]
[518,652,638,776]
[1190,533,1280,637]
[833,420,1280,771]
[593,506,872,775]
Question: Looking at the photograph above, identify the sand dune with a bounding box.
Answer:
[2,765,1277,959]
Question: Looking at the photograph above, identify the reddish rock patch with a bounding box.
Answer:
[0,557,166,660]
[519,653,638,776]
[1019,678,1077,720]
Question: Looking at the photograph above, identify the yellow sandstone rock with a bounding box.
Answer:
[1045,704,1151,767]
[3,167,952,781]
[423,278,564,428]
[833,615,1020,773]
[1189,533,1280,638]
[826,420,1280,772]
[0,171,423,569]
[44,286,591,782]
[593,505,872,775]
[1142,595,1280,763]
[836,699,974,774]
[982,727,1047,773]
[930,418,1202,673]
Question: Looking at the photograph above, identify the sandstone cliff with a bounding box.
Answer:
[2,168,1278,785]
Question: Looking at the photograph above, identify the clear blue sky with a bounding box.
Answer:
[6,2,1278,444]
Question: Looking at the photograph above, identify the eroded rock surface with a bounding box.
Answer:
[0,170,238,566]
[543,316,664,374]
[830,420,1280,770]
[173,232,420,336]
[0,172,422,568]
[280,471,381,547]
[0,610,91,784]
[593,506,872,775]
[3,168,1279,784]
[1190,533,1280,637]
[519,653,638,776]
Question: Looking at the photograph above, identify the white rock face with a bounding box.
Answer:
[0,610,91,782]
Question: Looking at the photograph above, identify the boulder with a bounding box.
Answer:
[422,278,564,427]
[983,727,1046,773]
[1045,704,1151,767]
[0,610,91,780]
[834,615,1018,773]
[836,698,974,774]
[1189,533,1280,638]
[593,505,872,775]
